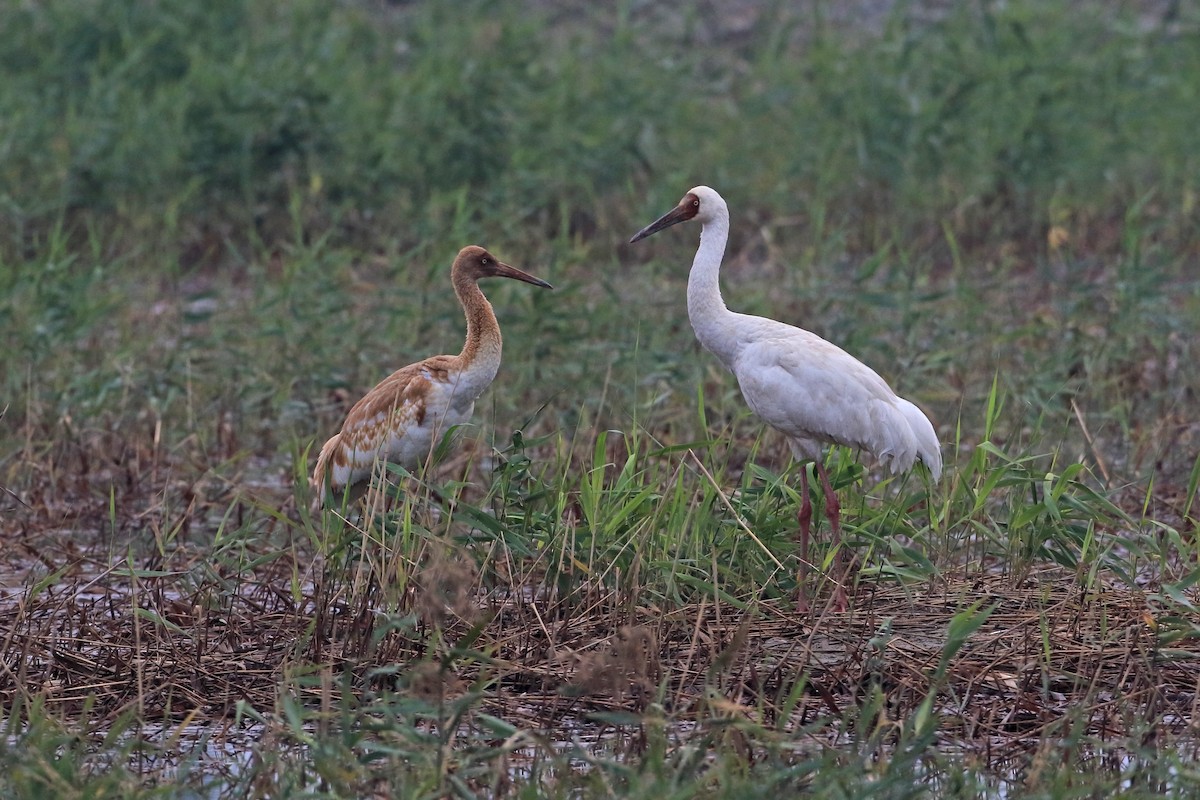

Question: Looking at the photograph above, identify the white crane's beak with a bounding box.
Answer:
[629,202,693,243]
[630,192,703,243]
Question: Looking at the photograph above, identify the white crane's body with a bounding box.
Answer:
[631,186,941,609]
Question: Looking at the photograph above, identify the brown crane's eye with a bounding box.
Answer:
[481,257,491,265]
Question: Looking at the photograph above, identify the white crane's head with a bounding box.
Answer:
[453,245,553,289]
[629,186,726,243]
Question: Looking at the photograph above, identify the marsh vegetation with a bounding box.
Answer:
[2,0,1199,796]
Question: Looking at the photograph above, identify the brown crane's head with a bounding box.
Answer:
[454,246,553,289]
[628,185,725,243]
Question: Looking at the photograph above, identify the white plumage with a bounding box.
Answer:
[735,330,941,473]
[631,186,941,610]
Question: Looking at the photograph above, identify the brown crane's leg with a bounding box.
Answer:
[795,465,813,613]
[814,460,847,611]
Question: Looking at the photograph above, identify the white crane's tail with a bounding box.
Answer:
[898,399,942,481]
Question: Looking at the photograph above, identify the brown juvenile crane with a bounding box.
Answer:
[312,245,552,506]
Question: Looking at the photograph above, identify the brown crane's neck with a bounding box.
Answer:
[451,267,502,367]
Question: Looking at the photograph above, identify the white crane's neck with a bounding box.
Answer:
[686,211,739,368]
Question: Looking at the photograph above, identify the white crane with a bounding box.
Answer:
[312,245,552,507]
[630,186,941,610]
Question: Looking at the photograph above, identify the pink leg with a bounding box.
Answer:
[815,460,848,611]
[795,467,813,613]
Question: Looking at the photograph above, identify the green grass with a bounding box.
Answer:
[2,0,1200,797]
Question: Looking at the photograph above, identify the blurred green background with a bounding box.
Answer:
[3,0,1197,481]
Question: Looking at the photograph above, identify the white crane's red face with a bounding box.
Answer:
[629,192,701,243]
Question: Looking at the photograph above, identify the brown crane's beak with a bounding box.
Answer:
[629,200,694,243]
[493,261,553,290]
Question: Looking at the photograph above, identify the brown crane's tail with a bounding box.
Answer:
[311,433,342,509]
[312,433,370,509]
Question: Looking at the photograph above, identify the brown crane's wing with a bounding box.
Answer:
[311,358,456,503]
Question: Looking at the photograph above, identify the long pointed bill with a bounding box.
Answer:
[494,261,553,290]
[629,203,693,243]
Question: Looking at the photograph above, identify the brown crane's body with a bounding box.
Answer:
[312,246,551,505]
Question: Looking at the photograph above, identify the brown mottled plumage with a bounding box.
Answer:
[312,246,552,506]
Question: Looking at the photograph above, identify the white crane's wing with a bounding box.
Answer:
[732,327,937,475]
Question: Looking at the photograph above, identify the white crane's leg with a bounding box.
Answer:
[795,466,813,613]
[814,460,847,611]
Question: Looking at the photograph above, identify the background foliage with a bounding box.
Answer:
[1,0,1198,797]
